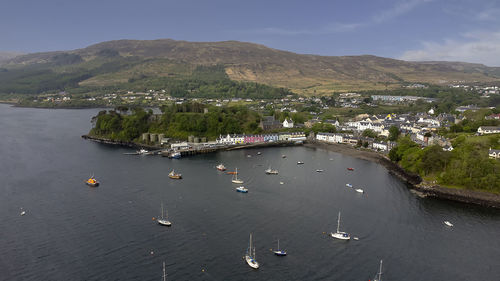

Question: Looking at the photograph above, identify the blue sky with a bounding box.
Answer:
[1,0,500,65]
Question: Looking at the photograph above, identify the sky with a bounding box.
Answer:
[1,0,500,66]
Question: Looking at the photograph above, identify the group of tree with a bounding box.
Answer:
[89,103,263,141]
[389,135,500,192]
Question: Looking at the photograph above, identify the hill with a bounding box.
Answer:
[1,39,500,95]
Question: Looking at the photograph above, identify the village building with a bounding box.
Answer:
[259,116,282,131]
[283,117,294,128]
[489,148,500,159]
[477,126,500,135]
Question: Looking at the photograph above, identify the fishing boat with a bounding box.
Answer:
[316,169,324,172]
[232,168,244,184]
[169,151,181,159]
[245,233,259,269]
[347,167,354,171]
[265,166,278,175]
[297,161,304,165]
[157,203,172,226]
[85,175,99,187]
[168,170,182,179]
[236,186,248,193]
[273,239,287,256]
[330,212,350,240]
[444,221,453,227]
[346,183,353,188]
[372,260,383,281]
[355,188,364,193]
[216,164,226,171]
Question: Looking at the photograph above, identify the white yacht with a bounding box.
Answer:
[157,203,172,226]
[245,233,259,269]
[232,168,244,184]
[372,260,383,281]
[330,211,350,240]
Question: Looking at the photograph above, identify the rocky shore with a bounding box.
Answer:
[305,141,500,209]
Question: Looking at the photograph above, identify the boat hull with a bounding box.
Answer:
[158,219,172,226]
[273,250,287,256]
[245,255,259,269]
[236,187,248,193]
[232,180,244,184]
[331,232,351,240]
[85,181,99,187]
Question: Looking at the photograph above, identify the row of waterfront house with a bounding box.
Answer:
[216,132,307,145]
[315,132,396,152]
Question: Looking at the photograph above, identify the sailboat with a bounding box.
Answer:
[245,233,259,269]
[232,168,244,184]
[330,211,350,240]
[372,260,383,281]
[273,239,287,256]
[157,202,172,226]
[162,261,167,281]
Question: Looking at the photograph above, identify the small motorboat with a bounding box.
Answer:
[137,148,149,155]
[257,152,261,155]
[247,154,252,158]
[168,170,182,179]
[216,164,226,171]
[236,186,248,193]
[20,210,26,216]
[346,183,353,188]
[297,161,304,165]
[347,167,354,171]
[355,188,364,193]
[316,169,324,172]
[85,175,100,187]
[169,151,181,159]
[273,239,287,256]
[444,221,453,227]
[265,166,279,175]
[282,155,287,158]
[279,181,284,185]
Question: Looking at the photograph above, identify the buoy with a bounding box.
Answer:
[201,268,205,272]
[150,250,154,255]
[152,217,156,220]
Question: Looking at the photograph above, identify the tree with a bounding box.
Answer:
[362,129,377,138]
[388,126,400,141]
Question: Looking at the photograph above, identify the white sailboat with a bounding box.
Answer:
[157,202,172,226]
[265,166,278,175]
[273,239,287,256]
[232,168,244,184]
[330,211,350,240]
[245,233,259,269]
[372,259,383,281]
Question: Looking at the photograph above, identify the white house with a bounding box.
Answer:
[171,142,190,150]
[478,126,500,135]
[283,118,294,128]
[372,142,388,151]
[489,148,500,159]
[316,132,344,143]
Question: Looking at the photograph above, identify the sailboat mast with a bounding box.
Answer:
[378,260,383,280]
[161,202,164,219]
[277,239,280,250]
[163,261,167,281]
[337,212,341,233]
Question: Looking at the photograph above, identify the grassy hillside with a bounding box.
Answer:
[2,39,500,96]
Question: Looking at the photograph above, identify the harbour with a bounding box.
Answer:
[1,104,500,281]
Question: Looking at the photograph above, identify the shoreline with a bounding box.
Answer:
[305,141,500,209]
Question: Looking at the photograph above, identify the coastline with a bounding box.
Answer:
[305,141,500,209]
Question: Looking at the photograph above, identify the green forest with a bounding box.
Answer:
[89,103,263,141]
[389,135,500,192]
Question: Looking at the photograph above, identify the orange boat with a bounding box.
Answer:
[226,171,237,175]
[347,168,354,171]
[85,176,99,187]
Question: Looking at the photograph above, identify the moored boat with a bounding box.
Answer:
[157,202,172,226]
[236,186,248,193]
[355,188,364,193]
[169,151,181,159]
[372,260,383,281]
[346,183,353,188]
[245,233,259,269]
[444,221,453,227]
[316,169,324,172]
[85,175,100,187]
[297,161,304,165]
[265,166,278,175]
[330,211,350,240]
[273,239,287,256]
[232,168,244,184]
[216,164,226,171]
[168,170,182,179]
[347,167,354,171]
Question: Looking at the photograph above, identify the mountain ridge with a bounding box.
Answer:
[2,39,500,95]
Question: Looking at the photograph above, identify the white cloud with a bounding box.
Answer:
[373,0,434,23]
[400,30,500,66]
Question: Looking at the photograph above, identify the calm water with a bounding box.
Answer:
[1,104,499,281]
